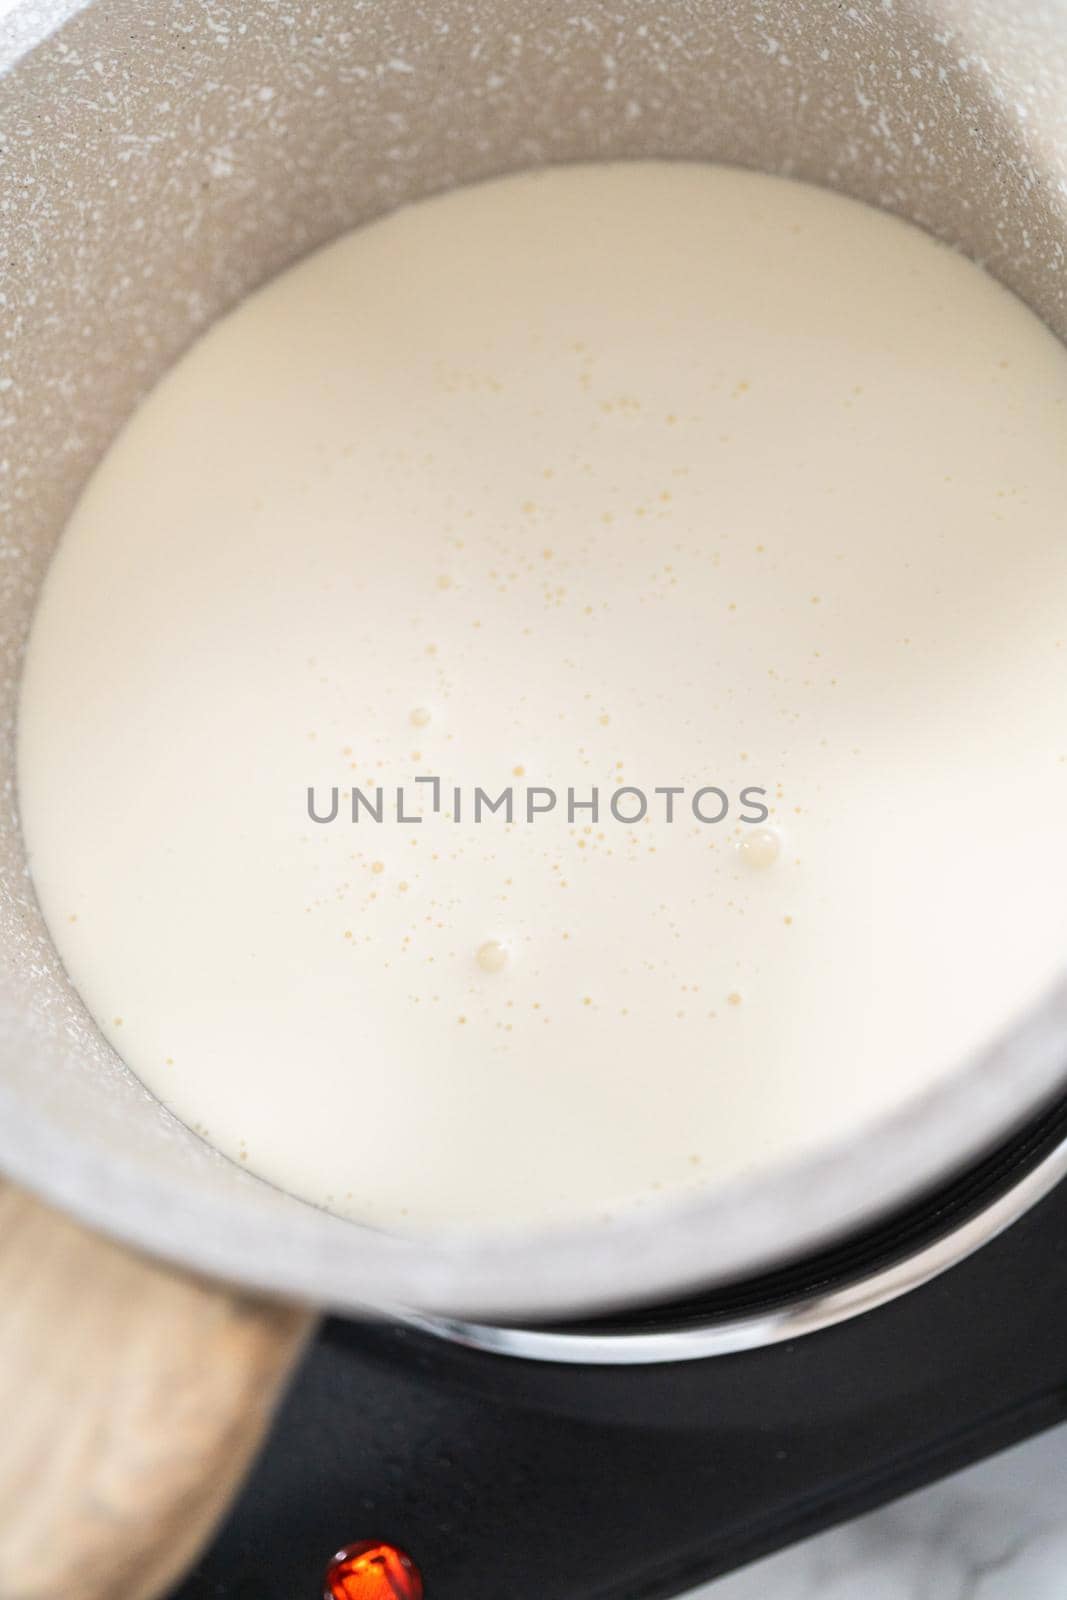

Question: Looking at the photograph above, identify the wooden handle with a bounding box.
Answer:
[0,1181,316,1600]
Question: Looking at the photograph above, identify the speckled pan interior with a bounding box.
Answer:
[0,0,1066,1321]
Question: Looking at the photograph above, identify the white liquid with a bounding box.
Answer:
[17,163,1067,1233]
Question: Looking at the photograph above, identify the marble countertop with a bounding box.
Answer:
[685,1422,1067,1599]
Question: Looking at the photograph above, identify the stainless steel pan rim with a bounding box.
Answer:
[407,1124,1067,1365]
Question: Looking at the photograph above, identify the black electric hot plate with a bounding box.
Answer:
[176,1096,1067,1599]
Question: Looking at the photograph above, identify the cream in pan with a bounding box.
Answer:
[16,163,1067,1232]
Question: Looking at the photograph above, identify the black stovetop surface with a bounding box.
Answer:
[176,1169,1067,1600]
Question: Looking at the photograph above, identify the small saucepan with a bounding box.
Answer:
[1,2,1066,1596]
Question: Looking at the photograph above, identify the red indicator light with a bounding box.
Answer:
[324,1541,424,1600]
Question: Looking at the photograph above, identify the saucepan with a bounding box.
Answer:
[1,1,1066,1596]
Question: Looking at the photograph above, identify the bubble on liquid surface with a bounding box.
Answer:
[739,828,780,869]
[476,940,510,974]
